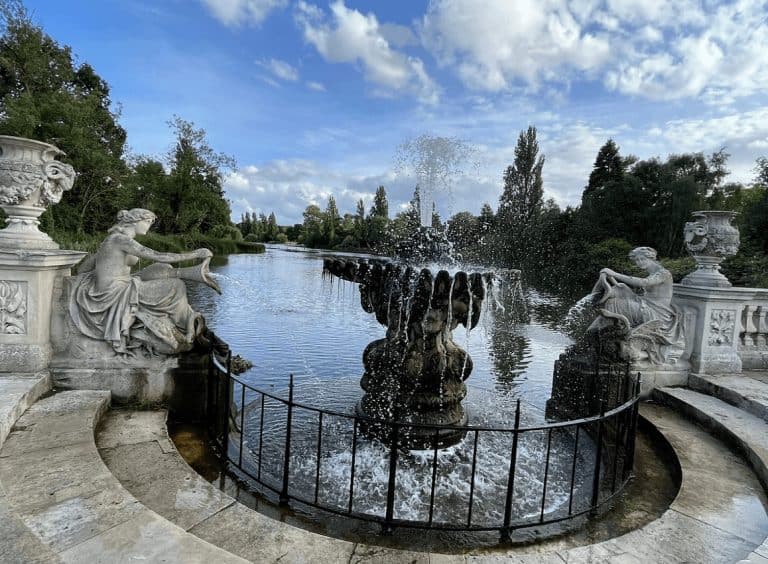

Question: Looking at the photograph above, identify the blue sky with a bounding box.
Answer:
[24,0,768,225]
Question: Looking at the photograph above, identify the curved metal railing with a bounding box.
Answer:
[206,350,640,540]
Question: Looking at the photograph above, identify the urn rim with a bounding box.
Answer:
[0,135,66,159]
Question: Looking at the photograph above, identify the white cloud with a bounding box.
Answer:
[295,1,439,104]
[419,0,768,103]
[306,80,327,91]
[421,0,612,91]
[200,0,287,26]
[256,58,300,81]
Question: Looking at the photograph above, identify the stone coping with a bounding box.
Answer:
[654,383,768,563]
[97,404,768,563]
[0,390,248,563]
[0,372,51,448]
[689,372,768,423]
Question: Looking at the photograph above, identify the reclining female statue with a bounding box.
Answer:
[588,246,685,365]
[69,208,217,356]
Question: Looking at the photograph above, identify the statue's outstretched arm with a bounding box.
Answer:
[122,237,211,264]
[601,269,663,289]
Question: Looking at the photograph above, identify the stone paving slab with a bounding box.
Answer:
[689,372,768,422]
[0,489,61,564]
[58,511,244,564]
[99,403,768,563]
[0,372,51,447]
[99,439,236,531]
[0,390,247,563]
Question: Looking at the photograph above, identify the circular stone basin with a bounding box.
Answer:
[168,415,680,551]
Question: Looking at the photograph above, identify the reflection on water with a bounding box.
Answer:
[188,244,573,416]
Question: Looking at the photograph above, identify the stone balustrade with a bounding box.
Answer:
[673,285,768,375]
[738,291,768,370]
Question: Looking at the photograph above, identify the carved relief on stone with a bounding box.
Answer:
[708,309,736,346]
[0,280,27,335]
[0,162,45,205]
[0,144,75,208]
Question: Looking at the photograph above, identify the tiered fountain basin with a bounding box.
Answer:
[323,257,496,448]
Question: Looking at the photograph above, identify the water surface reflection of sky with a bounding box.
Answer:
[188,245,573,421]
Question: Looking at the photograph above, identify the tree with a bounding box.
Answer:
[496,126,545,266]
[584,139,627,197]
[498,126,545,225]
[370,186,389,218]
[353,198,367,246]
[158,116,235,234]
[323,195,340,244]
[0,2,128,233]
[301,204,324,247]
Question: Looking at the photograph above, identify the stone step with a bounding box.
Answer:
[653,386,768,491]
[98,405,768,563]
[0,390,248,563]
[689,372,768,423]
[0,372,51,448]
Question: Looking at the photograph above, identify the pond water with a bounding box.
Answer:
[188,244,573,419]
[186,245,609,531]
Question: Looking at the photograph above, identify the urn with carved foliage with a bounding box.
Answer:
[0,135,76,249]
[681,210,740,288]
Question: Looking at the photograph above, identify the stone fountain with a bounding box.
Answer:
[323,258,520,447]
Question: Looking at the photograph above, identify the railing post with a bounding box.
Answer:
[280,374,294,506]
[383,420,399,535]
[500,399,521,542]
[207,341,215,435]
[625,374,642,475]
[222,350,232,455]
[590,400,605,515]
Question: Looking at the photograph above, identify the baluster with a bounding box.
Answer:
[757,306,768,349]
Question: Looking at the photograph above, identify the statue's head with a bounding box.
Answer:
[629,246,657,267]
[109,208,157,235]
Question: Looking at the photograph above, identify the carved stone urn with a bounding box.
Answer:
[681,210,740,288]
[0,135,76,249]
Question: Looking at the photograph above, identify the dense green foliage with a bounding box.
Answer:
[0,2,243,252]
[284,130,767,297]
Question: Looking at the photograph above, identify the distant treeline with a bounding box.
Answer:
[257,129,768,297]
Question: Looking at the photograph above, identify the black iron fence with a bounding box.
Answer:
[206,349,640,540]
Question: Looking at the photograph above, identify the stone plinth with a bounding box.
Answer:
[0,249,85,372]
[672,284,763,375]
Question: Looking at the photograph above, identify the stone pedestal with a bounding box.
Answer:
[672,284,750,374]
[0,249,85,372]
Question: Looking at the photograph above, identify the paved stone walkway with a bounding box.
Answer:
[2,371,768,562]
[0,389,247,563]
